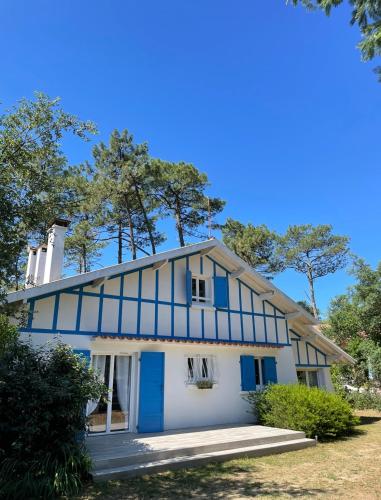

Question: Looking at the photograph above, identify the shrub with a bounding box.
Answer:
[0,332,107,499]
[246,384,359,440]
[344,390,381,411]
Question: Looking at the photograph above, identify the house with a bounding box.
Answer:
[7,219,354,435]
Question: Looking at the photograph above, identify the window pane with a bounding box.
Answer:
[188,358,194,379]
[199,279,206,301]
[308,371,319,387]
[89,355,110,433]
[201,358,208,378]
[255,358,261,385]
[297,370,307,385]
[192,278,197,295]
[111,356,132,432]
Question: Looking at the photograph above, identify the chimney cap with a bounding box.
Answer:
[51,218,70,228]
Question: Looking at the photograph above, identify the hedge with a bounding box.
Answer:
[246,384,359,440]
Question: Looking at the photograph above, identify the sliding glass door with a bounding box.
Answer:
[88,354,132,434]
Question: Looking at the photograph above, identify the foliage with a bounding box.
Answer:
[344,390,381,411]
[277,224,350,318]
[296,300,317,317]
[246,384,359,439]
[0,337,107,498]
[93,130,165,261]
[0,314,19,356]
[0,92,96,296]
[327,258,381,345]
[64,163,106,273]
[151,160,225,247]
[196,380,214,389]
[324,258,381,389]
[289,0,381,80]
[221,218,282,277]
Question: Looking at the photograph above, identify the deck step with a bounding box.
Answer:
[91,438,316,482]
[91,430,306,471]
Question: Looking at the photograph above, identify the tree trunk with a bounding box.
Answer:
[132,179,156,254]
[126,208,137,260]
[83,245,88,273]
[175,200,185,247]
[307,268,319,319]
[117,222,123,264]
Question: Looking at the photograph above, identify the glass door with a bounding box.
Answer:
[88,354,132,434]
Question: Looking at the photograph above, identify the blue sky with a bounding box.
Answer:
[1,0,380,316]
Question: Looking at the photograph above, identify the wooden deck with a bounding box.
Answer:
[87,424,315,481]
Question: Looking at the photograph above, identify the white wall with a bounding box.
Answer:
[21,333,300,431]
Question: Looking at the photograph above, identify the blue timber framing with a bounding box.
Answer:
[290,329,330,368]
[21,250,296,347]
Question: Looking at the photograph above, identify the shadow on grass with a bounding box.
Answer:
[357,415,381,425]
[82,462,335,499]
[317,427,366,444]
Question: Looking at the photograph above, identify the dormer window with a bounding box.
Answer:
[192,274,212,304]
[186,270,228,309]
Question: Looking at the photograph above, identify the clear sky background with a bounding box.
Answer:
[1,0,380,317]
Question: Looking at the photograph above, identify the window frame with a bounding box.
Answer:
[191,273,212,306]
[297,369,320,388]
[185,354,216,385]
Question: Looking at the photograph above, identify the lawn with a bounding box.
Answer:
[78,411,381,499]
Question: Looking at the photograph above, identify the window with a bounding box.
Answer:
[191,275,211,305]
[308,370,319,387]
[186,355,216,384]
[297,370,319,388]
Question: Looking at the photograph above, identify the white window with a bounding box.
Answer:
[297,370,319,388]
[186,355,216,384]
[192,275,211,305]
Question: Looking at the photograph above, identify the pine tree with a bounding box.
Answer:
[93,130,164,262]
[277,224,350,319]
[64,164,105,273]
[221,218,281,277]
[150,160,225,246]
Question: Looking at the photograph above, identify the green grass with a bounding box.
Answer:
[76,411,381,499]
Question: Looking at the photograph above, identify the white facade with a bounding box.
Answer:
[10,239,350,433]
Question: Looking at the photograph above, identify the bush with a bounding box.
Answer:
[0,329,107,499]
[344,390,381,411]
[246,384,359,440]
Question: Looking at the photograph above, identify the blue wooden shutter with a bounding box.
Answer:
[262,356,278,385]
[240,355,256,391]
[186,270,192,306]
[213,276,228,308]
[73,349,91,366]
[138,352,165,433]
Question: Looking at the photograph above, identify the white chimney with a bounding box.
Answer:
[34,245,48,285]
[43,219,70,284]
[25,247,37,288]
